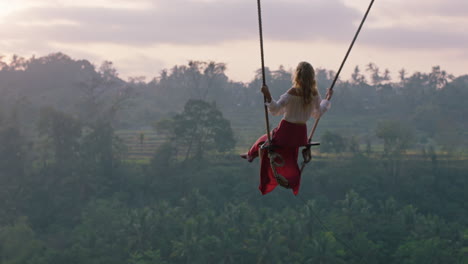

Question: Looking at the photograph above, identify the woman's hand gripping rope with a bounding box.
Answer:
[261,85,272,103]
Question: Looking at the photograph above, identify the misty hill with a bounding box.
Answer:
[1,53,468,263]
[1,52,467,150]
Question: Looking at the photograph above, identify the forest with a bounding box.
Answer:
[0,53,467,263]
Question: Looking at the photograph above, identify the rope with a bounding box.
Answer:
[254,1,376,260]
[256,0,272,143]
[296,195,369,263]
[329,0,375,93]
[257,0,291,188]
[301,0,375,174]
[269,150,289,188]
[260,142,290,188]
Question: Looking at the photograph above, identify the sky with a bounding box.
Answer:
[0,0,467,82]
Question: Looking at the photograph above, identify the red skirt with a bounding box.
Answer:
[248,119,308,195]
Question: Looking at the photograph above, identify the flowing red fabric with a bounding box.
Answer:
[248,119,308,195]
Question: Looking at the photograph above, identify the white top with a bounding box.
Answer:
[265,91,331,123]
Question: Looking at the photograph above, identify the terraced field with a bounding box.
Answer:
[116,106,375,161]
[115,107,268,160]
[116,130,167,161]
[116,106,468,161]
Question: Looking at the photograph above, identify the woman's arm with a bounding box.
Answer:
[311,89,332,119]
[261,85,289,116]
[266,93,290,116]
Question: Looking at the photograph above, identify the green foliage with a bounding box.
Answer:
[150,142,177,170]
[0,113,27,225]
[395,237,456,264]
[376,120,414,155]
[320,130,347,153]
[156,61,230,112]
[66,199,131,264]
[0,154,467,263]
[155,99,235,161]
[129,250,167,264]
[0,217,45,264]
[412,104,441,137]
[38,107,82,164]
[0,56,467,264]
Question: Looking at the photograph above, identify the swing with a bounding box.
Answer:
[256,0,375,188]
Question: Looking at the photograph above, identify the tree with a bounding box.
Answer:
[79,118,127,195]
[67,199,131,264]
[428,66,452,90]
[199,61,228,102]
[0,217,45,264]
[8,55,27,71]
[366,63,381,85]
[77,60,130,123]
[351,66,366,85]
[34,107,126,224]
[320,131,347,154]
[364,135,372,156]
[0,56,8,71]
[185,61,227,101]
[301,232,346,264]
[37,107,82,165]
[434,119,460,155]
[395,237,456,264]
[156,61,230,111]
[437,75,468,129]
[0,112,27,225]
[376,120,414,186]
[412,104,442,137]
[128,250,168,264]
[376,120,413,156]
[150,142,177,173]
[336,190,373,235]
[155,99,235,161]
[316,68,336,91]
[398,68,407,83]
[348,136,360,154]
[269,65,293,98]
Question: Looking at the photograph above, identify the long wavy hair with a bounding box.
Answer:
[292,61,318,105]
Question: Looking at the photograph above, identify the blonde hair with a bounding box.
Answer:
[292,61,318,105]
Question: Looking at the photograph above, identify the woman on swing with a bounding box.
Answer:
[241,61,333,195]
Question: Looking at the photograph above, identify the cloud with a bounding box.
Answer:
[0,0,467,82]
[376,0,468,18]
[363,26,468,49]
[1,0,362,46]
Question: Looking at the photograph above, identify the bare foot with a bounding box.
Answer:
[240,153,254,162]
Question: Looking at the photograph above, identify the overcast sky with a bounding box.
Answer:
[0,0,466,82]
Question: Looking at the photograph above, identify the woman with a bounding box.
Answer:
[241,61,333,195]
